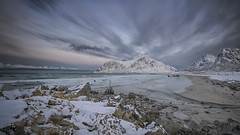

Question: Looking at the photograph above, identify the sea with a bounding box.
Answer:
[0,69,192,101]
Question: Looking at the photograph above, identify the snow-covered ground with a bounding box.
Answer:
[0,85,165,135]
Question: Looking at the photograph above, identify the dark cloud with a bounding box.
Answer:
[69,43,113,58]
[0,0,240,69]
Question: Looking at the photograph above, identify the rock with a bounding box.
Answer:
[186,120,199,130]
[128,93,136,99]
[48,100,57,105]
[20,94,29,99]
[48,115,79,130]
[82,122,92,128]
[32,88,42,96]
[168,74,180,77]
[56,86,68,91]
[48,115,64,124]
[113,108,126,119]
[105,87,114,95]
[236,125,240,130]
[0,91,4,97]
[144,97,149,101]
[107,102,116,107]
[173,111,190,121]
[15,115,20,119]
[90,91,99,94]
[145,129,164,135]
[34,115,45,125]
[14,119,27,135]
[41,85,49,90]
[201,126,210,133]
[62,115,72,119]
[77,82,91,96]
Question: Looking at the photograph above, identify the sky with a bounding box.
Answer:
[0,0,240,69]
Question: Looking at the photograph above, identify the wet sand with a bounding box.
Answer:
[178,75,240,124]
[181,76,240,105]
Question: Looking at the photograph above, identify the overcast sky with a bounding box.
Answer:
[0,0,240,69]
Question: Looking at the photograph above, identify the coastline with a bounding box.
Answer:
[0,74,240,134]
[180,75,240,105]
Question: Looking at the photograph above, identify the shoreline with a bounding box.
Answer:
[180,75,240,106]
[0,74,240,134]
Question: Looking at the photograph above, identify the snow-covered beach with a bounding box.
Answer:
[0,71,240,134]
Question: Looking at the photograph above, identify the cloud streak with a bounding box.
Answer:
[0,0,240,69]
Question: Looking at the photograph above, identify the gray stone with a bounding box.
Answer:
[77,82,91,96]
[56,86,68,91]
[105,87,114,95]
[48,100,57,105]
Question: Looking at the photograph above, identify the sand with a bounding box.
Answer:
[177,75,240,124]
[181,76,240,105]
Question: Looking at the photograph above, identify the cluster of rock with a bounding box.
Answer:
[111,93,240,134]
[1,82,240,135]
[186,48,240,71]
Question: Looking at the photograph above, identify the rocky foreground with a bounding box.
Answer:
[0,79,240,135]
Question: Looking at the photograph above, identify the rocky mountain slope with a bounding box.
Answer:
[212,48,240,71]
[185,54,216,71]
[95,56,177,73]
[185,48,240,71]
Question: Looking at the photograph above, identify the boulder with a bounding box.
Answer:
[0,91,4,97]
[48,100,57,105]
[41,85,49,90]
[105,87,114,95]
[48,115,79,130]
[56,86,68,91]
[128,93,136,99]
[13,119,27,135]
[173,111,190,121]
[77,82,91,96]
[32,88,42,96]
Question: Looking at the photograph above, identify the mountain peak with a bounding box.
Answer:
[213,48,240,71]
[185,48,240,71]
[185,54,216,71]
[95,56,177,73]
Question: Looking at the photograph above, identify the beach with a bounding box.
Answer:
[0,72,240,134]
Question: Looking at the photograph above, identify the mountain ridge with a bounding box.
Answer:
[95,56,177,73]
[185,48,240,71]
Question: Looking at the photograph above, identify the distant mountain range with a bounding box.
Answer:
[95,56,177,73]
[185,48,240,71]
[185,54,216,71]
[95,48,239,73]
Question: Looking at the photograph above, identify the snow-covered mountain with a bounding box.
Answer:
[212,48,240,71]
[95,56,177,73]
[185,54,216,71]
[185,48,240,72]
